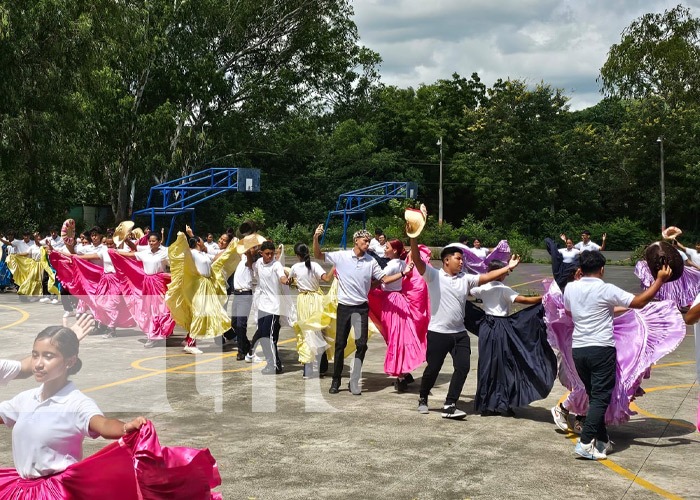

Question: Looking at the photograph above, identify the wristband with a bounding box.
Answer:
[123,424,128,435]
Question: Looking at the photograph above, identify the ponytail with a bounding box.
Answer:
[294,243,312,270]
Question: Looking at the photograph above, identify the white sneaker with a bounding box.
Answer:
[441,404,467,420]
[574,439,606,460]
[183,346,203,355]
[244,353,263,363]
[62,311,76,318]
[39,297,51,303]
[551,404,570,432]
[595,439,613,457]
[50,298,59,304]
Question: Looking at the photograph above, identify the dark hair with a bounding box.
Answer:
[458,234,470,244]
[261,241,275,252]
[581,230,591,236]
[487,259,507,272]
[441,246,463,261]
[49,226,58,233]
[579,250,606,274]
[294,242,312,270]
[22,230,31,237]
[188,236,201,249]
[89,226,103,236]
[147,231,162,242]
[35,326,82,376]
[374,228,384,236]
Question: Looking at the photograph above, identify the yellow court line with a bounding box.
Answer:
[0,304,29,330]
[510,278,548,289]
[653,361,695,369]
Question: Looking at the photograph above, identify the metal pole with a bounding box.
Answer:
[658,136,666,229]
[438,137,443,225]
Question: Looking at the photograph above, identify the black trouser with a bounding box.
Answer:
[332,302,369,381]
[252,311,281,369]
[231,290,253,353]
[419,330,471,406]
[572,345,616,444]
[60,286,77,312]
[41,270,50,296]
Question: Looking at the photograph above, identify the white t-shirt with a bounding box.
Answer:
[44,235,66,251]
[254,259,285,315]
[423,265,480,333]
[135,246,169,274]
[204,241,220,255]
[558,247,580,264]
[686,248,700,267]
[232,254,254,291]
[289,261,325,292]
[192,250,213,277]
[0,382,103,478]
[563,276,634,348]
[469,247,488,259]
[28,245,43,262]
[574,241,601,252]
[325,250,385,306]
[381,259,406,292]
[368,238,385,257]
[0,359,21,386]
[11,239,33,254]
[470,281,519,317]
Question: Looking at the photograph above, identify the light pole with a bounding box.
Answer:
[657,136,666,230]
[437,136,443,225]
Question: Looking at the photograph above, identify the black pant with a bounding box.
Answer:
[332,303,369,381]
[419,330,471,405]
[60,287,77,312]
[252,312,281,369]
[231,290,253,353]
[572,345,616,444]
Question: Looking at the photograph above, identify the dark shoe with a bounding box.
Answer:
[261,364,283,375]
[329,379,341,394]
[236,352,246,361]
[394,378,409,392]
[404,373,415,384]
[480,409,499,417]
[442,404,467,420]
[418,397,429,414]
[501,408,516,417]
[214,336,226,346]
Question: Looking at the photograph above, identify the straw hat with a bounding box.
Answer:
[405,204,427,238]
[61,218,76,245]
[644,241,683,283]
[661,226,682,240]
[131,227,144,240]
[236,233,267,254]
[113,220,135,244]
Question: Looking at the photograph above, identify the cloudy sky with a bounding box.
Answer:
[352,0,700,110]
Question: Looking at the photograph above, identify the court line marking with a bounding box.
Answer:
[0,304,29,331]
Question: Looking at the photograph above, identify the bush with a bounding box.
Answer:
[588,217,655,251]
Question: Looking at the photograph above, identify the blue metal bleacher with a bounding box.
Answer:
[132,167,260,244]
[321,182,418,248]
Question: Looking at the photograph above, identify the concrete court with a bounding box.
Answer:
[0,261,698,500]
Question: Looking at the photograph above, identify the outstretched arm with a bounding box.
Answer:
[629,265,672,309]
[478,254,520,285]
[514,295,542,305]
[685,301,700,325]
[89,415,148,440]
[599,233,607,251]
[313,224,325,261]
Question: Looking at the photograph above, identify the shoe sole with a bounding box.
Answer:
[418,407,429,414]
[551,407,570,432]
[441,413,467,420]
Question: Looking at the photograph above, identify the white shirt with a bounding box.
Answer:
[574,241,601,252]
[563,276,634,348]
[470,281,519,317]
[254,259,285,314]
[0,382,103,478]
[325,250,385,306]
[368,238,385,257]
[686,248,700,267]
[28,244,43,262]
[289,261,325,292]
[469,247,488,259]
[192,250,213,277]
[135,246,169,274]
[381,259,406,292]
[558,247,580,264]
[204,241,220,255]
[11,239,33,254]
[233,254,254,291]
[423,265,480,333]
[44,235,66,251]
[0,359,21,386]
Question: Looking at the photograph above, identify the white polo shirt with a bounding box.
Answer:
[44,235,66,251]
[368,238,385,257]
[233,254,254,291]
[11,239,33,254]
[558,247,580,264]
[204,241,220,255]
[381,259,406,292]
[469,247,488,259]
[0,381,103,478]
[254,259,286,315]
[423,265,479,333]
[574,241,601,251]
[0,359,21,386]
[563,276,634,348]
[471,281,519,317]
[325,250,385,306]
[135,246,169,274]
[686,248,700,267]
[192,250,213,277]
[289,261,325,292]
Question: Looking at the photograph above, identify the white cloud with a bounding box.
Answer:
[353,0,700,110]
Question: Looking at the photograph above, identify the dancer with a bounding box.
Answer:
[284,243,335,378]
[448,239,511,275]
[675,239,700,267]
[407,206,521,419]
[0,326,221,499]
[634,241,700,308]
[469,238,490,259]
[313,225,386,395]
[111,231,175,348]
[470,261,555,416]
[165,231,239,354]
[204,233,220,255]
[561,230,606,252]
[368,239,430,391]
[563,250,671,460]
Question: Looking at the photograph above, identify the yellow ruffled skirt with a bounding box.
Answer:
[6,248,57,296]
